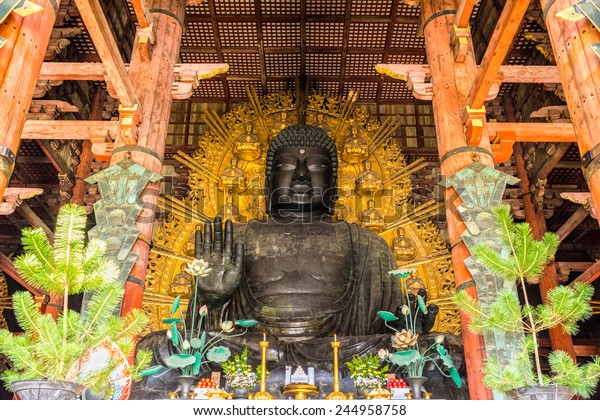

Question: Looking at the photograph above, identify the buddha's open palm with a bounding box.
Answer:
[192,217,244,309]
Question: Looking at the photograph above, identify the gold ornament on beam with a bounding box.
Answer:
[144,89,459,335]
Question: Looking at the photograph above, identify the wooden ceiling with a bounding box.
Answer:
[64,0,471,104]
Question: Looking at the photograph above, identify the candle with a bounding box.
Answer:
[263,332,267,341]
[334,333,337,342]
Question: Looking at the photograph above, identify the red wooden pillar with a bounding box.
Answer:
[421,0,493,400]
[0,0,60,199]
[110,0,185,315]
[540,0,600,227]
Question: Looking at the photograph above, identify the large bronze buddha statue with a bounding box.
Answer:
[134,126,465,398]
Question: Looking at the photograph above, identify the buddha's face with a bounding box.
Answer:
[269,146,333,215]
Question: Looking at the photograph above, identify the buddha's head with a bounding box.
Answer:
[265,125,338,217]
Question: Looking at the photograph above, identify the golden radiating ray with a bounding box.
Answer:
[142,291,186,306]
[384,157,427,184]
[368,116,402,154]
[384,201,443,233]
[332,90,359,140]
[202,110,236,150]
[174,151,220,182]
[399,251,452,268]
[157,196,209,224]
[245,85,271,136]
[149,245,194,263]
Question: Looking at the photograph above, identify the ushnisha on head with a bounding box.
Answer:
[265,125,338,216]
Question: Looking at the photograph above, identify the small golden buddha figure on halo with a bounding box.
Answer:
[341,125,369,164]
[169,263,193,298]
[313,113,332,135]
[219,157,247,193]
[361,198,385,233]
[218,196,240,223]
[355,161,382,196]
[234,123,262,162]
[271,111,291,137]
[392,227,417,262]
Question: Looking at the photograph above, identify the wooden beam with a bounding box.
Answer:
[39,63,227,101]
[499,65,561,84]
[16,202,54,241]
[207,0,230,108]
[555,206,590,241]
[338,0,352,96]
[0,0,59,199]
[129,0,152,28]
[376,64,561,84]
[38,62,105,80]
[538,338,599,357]
[0,252,41,296]
[254,0,267,93]
[572,259,600,286]
[487,122,575,143]
[556,262,594,272]
[22,120,118,141]
[37,141,72,175]
[465,0,531,109]
[455,0,477,28]
[72,88,104,206]
[540,0,600,230]
[532,143,571,181]
[72,0,140,108]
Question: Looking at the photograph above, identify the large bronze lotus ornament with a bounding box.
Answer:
[391,329,419,350]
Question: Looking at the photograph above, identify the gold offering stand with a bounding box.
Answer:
[204,389,233,400]
[282,383,319,400]
[364,388,393,400]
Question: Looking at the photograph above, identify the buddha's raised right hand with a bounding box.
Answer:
[191,216,244,309]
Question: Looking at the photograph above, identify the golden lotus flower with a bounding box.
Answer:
[391,329,418,349]
[184,258,212,277]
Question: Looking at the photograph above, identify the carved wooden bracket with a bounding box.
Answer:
[561,192,598,220]
[171,63,229,100]
[451,26,470,63]
[531,178,547,214]
[0,187,43,216]
[33,79,63,99]
[375,64,501,102]
[137,24,155,63]
[530,105,571,123]
[28,100,79,120]
[118,104,142,147]
[489,131,516,164]
[45,28,82,61]
[104,63,229,101]
[464,106,486,144]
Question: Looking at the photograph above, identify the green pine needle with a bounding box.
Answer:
[0,204,151,392]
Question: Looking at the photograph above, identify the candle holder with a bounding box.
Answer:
[252,337,274,400]
[326,340,351,400]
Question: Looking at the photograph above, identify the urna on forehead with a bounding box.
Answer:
[265,125,338,180]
